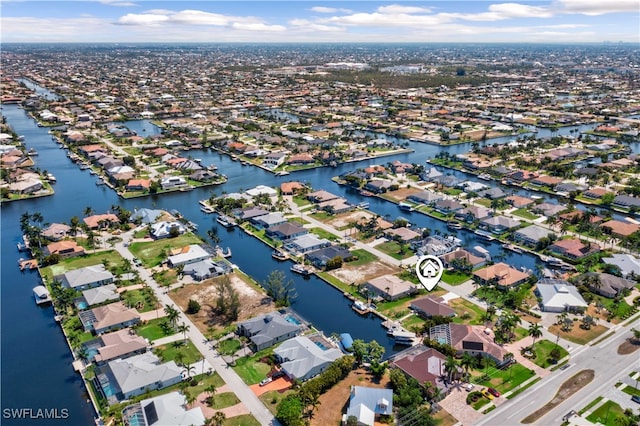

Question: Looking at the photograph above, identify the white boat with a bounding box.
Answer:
[478,173,492,181]
[291,264,312,275]
[352,300,369,314]
[272,250,288,261]
[33,286,52,305]
[474,229,496,241]
[200,205,214,214]
[46,173,56,183]
[276,171,290,176]
[215,246,232,258]
[398,202,414,211]
[216,215,236,228]
[502,243,523,254]
[27,148,38,156]
[391,330,416,345]
[447,221,463,230]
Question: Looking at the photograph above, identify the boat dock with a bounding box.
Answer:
[19,258,38,271]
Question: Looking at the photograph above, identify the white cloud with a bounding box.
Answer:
[310,6,352,14]
[289,19,344,32]
[169,10,233,26]
[117,13,168,26]
[555,0,640,15]
[99,0,138,6]
[325,12,446,27]
[231,22,286,32]
[376,4,432,14]
[440,3,553,22]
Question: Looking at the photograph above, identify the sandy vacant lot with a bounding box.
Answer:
[329,260,399,286]
[170,273,274,336]
[311,368,390,426]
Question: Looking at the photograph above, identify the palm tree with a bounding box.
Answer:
[444,356,459,383]
[205,384,216,398]
[83,206,94,217]
[183,364,196,380]
[460,352,475,381]
[211,412,226,426]
[177,322,190,342]
[528,323,543,350]
[207,227,221,245]
[164,304,180,328]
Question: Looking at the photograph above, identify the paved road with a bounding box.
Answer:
[476,315,640,425]
[112,229,279,426]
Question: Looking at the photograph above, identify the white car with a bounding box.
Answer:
[464,383,474,392]
[259,377,273,386]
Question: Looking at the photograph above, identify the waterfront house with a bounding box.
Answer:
[43,240,85,258]
[280,181,306,195]
[167,245,210,267]
[385,227,421,243]
[601,220,640,239]
[534,279,587,313]
[80,301,140,334]
[234,207,270,221]
[477,187,506,200]
[130,208,163,224]
[410,296,456,318]
[125,179,151,192]
[160,176,187,190]
[307,189,340,203]
[513,225,554,246]
[318,198,353,214]
[602,254,640,279]
[473,263,530,289]
[263,152,287,169]
[413,236,458,257]
[613,195,640,210]
[83,213,120,230]
[102,352,182,401]
[183,259,229,281]
[58,264,115,290]
[530,175,563,189]
[285,234,331,254]
[89,328,148,364]
[363,179,393,194]
[121,392,206,426]
[274,335,343,382]
[343,386,394,426]
[41,223,71,241]
[245,185,279,199]
[480,216,520,234]
[149,221,187,239]
[251,212,287,229]
[582,188,611,200]
[266,222,308,241]
[390,345,447,389]
[364,274,417,301]
[505,195,535,209]
[406,190,443,205]
[237,312,301,351]
[429,323,507,363]
[433,199,464,214]
[305,245,352,269]
[576,273,636,298]
[7,178,43,194]
[531,203,566,217]
[80,284,120,308]
[549,238,600,260]
[455,206,491,222]
[440,249,486,270]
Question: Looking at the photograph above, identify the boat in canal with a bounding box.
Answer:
[474,229,496,241]
[447,220,463,230]
[272,250,289,261]
[339,333,354,352]
[502,243,523,254]
[290,264,312,275]
[352,300,369,315]
[33,285,52,305]
[216,214,237,228]
[398,202,414,211]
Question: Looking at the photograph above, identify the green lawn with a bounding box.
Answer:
[309,227,340,241]
[579,396,603,415]
[586,400,625,426]
[511,209,539,220]
[182,373,225,401]
[347,249,378,266]
[471,363,536,394]
[120,287,158,313]
[402,314,427,330]
[40,250,126,283]
[441,270,472,286]
[529,339,569,368]
[292,195,311,207]
[288,216,310,225]
[376,240,414,260]
[232,351,273,385]
[128,233,202,267]
[621,385,640,397]
[259,389,297,416]
[309,211,333,222]
[136,318,175,341]
[449,298,487,326]
[154,340,202,365]
[208,392,241,409]
[218,338,242,356]
[225,414,261,426]
[316,272,366,301]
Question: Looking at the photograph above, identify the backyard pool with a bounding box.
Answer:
[284,314,302,325]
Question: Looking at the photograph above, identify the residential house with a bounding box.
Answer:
[531,175,563,188]
[549,239,600,260]
[251,212,287,229]
[83,213,120,230]
[305,246,352,268]
[440,249,486,270]
[477,187,506,200]
[480,216,520,234]
[513,225,554,246]
[263,152,287,169]
[473,263,530,289]
[412,236,458,257]
[245,185,278,199]
[130,208,164,224]
[582,188,611,200]
[160,176,187,190]
[89,328,148,364]
[410,296,456,318]
[601,220,640,238]
[576,273,636,298]
[80,284,120,308]
[167,245,210,267]
[307,190,340,203]
[343,386,394,426]
[318,198,353,214]
[101,353,182,401]
[80,301,141,334]
[266,222,308,241]
[183,259,230,281]
[58,264,115,290]
[433,199,464,214]
[237,312,301,351]
[8,179,43,194]
[44,240,85,258]
[285,234,331,254]
[534,279,588,313]
[531,203,566,217]
[602,254,640,279]
[280,181,306,195]
[126,179,151,192]
[385,227,421,243]
[364,275,417,301]
[505,195,535,209]
[121,392,206,426]
[429,323,507,363]
[234,207,270,221]
[274,335,343,381]
[455,206,491,222]
[149,221,187,239]
[41,223,71,241]
[407,190,443,205]
[391,345,447,392]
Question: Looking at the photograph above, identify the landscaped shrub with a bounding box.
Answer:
[467,391,482,404]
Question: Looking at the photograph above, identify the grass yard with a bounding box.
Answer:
[120,287,158,313]
[154,340,202,365]
[135,318,176,341]
[218,338,242,356]
[586,400,625,426]
[529,339,569,368]
[208,392,241,409]
[128,234,202,267]
[316,272,366,301]
[512,208,539,220]
[449,298,487,325]
[346,249,378,266]
[287,216,310,225]
[309,211,333,222]
[309,227,340,241]
[621,385,640,397]
[402,314,427,330]
[225,414,261,426]
[259,389,297,416]
[152,269,179,287]
[375,240,414,260]
[470,363,536,394]
[441,270,471,286]
[40,250,126,283]
[548,323,609,345]
[232,351,273,385]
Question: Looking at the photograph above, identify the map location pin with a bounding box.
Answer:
[415,255,444,291]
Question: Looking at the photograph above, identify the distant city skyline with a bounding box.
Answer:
[1,1,639,44]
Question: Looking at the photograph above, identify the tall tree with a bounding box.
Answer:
[164,304,180,328]
[263,270,297,307]
[528,323,543,350]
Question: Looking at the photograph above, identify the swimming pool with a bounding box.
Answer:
[314,341,328,350]
[76,300,88,310]
[284,314,301,325]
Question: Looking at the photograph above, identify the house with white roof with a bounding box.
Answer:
[602,254,640,279]
[150,221,186,239]
[121,391,205,426]
[80,284,120,308]
[284,234,331,254]
[274,335,343,381]
[343,386,393,426]
[167,245,210,267]
[57,264,114,290]
[535,279,588,313]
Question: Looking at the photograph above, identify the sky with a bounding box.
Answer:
[1,0,639,43]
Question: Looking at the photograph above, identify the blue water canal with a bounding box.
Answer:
[1,98,637,424]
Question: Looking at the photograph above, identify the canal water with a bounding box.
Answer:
[2,97,637,424]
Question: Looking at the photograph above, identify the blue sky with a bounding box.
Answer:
[1,1,639,43]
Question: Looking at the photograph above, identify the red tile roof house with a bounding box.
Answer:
[410,296,456,318]
[83,213,120,230]
[280,181,306,195]
[126,179,151,191]
[429,323,507,363]
[505,195,535,209]
[287,154,315,165]
[473,263,530,289]
[582,187,611,200]
[390,345,448,389]
[601,220,640,238]
[44,240,85,258]
[549,238,600,260]
[531,175,564,188]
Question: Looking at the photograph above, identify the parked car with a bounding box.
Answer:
[259,377,273,386]
[481,389,494,400]
[632,395,640,404]
[487,388,500,398]
[464,383,475,392]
